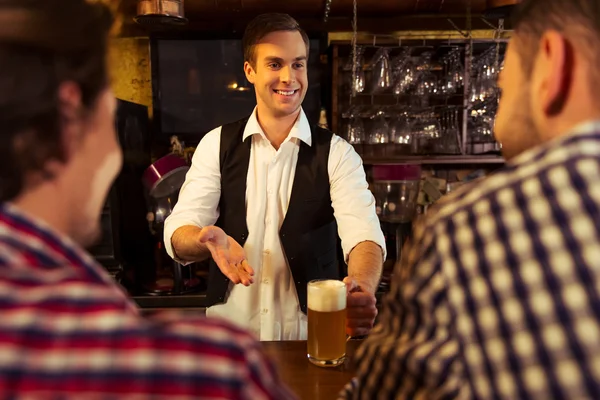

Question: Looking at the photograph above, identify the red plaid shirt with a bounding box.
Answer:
[0,203,296,399]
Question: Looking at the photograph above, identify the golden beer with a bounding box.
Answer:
[307,280,347,367]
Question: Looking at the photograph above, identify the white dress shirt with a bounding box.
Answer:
[164,107,385,341]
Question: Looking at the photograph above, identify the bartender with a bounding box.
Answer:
[164,13,385,341]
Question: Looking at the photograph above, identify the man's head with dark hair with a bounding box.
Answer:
[242,13,309,69]
[511,0,600,78]
[494,0,600,160]
[242,13,310,120]
[0,0,121,246]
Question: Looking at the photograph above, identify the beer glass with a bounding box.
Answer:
[307,279,347,367]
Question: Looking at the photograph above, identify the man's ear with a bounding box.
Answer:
[57,81,84,164]
[534,30,571,116]
[244,61,256,85]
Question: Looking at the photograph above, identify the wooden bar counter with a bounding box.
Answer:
[261,340,362,400]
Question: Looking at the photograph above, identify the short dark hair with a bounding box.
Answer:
[511,0,600,79]
[242,13,310,68]
[0,0,113,202]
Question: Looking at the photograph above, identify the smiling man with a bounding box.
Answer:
[164,13,385,341]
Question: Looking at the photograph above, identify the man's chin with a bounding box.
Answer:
[272,103,301,117]
[77,224,102,250]
[495,120,540,161]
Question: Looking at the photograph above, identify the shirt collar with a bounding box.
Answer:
[0,202,100,270]
[0,202,140,313]
[568,119,600,136]
[509,118,600,166]
[242,106,312,146]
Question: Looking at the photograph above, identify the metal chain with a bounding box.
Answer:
[467,0,472,38]
[323,0,333,22]
[351,0,358,99]
[438,0,445,12]
[495,18,504,72]
[467,0,473,100]
[447,18,469,38]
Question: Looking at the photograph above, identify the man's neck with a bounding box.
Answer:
[543,111,600,143]
[11,184,70,239]
[255,107,301,150]
[546,73,600,141]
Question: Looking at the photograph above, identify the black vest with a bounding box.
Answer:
[205,117,346,313]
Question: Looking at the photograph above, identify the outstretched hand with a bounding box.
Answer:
[198,226,254,286]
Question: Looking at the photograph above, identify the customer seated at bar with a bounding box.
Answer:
[164,13,385,341]
[0,1,294,398]
[341,0,600,398]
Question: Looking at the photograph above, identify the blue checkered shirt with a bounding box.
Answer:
[340,120,600,399]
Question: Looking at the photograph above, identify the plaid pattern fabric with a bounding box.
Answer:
[340,121,600,399]
[0,203,296,399]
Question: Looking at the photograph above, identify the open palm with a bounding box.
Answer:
[198,226,254,286]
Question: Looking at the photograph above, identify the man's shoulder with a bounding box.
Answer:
[427,135,600,229]
[113,312,268,383]
[218,116,252,138]
[200,125,223,143]
[2,282,265,365]
[0,262,257,355]
[193,126,223,159]
[0,297,277,397]
[328,132,359,158]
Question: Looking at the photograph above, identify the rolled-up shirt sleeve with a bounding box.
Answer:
[328,135,386,261]
[163,127,222,261]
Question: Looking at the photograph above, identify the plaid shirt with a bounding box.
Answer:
[341,120,600,399]
[0,203,296,399]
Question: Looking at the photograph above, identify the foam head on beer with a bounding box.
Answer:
[307,280,346,312]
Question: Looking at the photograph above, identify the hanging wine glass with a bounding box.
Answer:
[367,110,390,144]
[441,48,463,95]
[346,111,366,144]
[394,55,417,95]
[389,112,412,145]
[391,47,411,81]
[415,73,438,96]
[438,109,461,154]
[424,113,442,139]
[450,51,464,89]
[369,47,392,94]
[414,52,438,96]
[352,46,366,94]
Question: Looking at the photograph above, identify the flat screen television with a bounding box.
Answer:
[151,37,326,144]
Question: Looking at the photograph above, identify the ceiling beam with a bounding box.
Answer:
[119,13,507,37]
